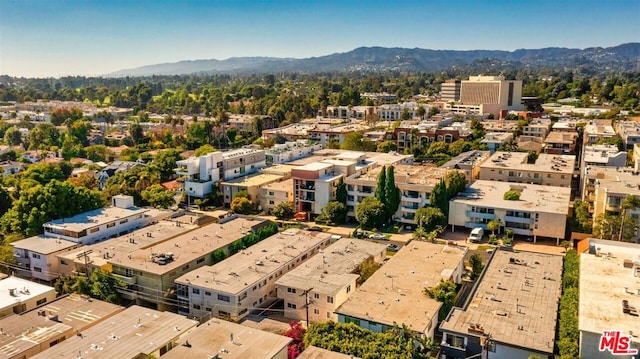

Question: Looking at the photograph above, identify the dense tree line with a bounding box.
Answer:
[557,249,579,358]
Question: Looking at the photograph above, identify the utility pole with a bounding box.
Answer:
[300,287,313,327]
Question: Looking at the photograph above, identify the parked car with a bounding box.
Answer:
[369,233,386,240]
[468,228,484,243]
[308,226,323,232]
[387,243,400,251]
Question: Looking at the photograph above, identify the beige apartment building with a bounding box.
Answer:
[260,178,294,214]
[175,229,335,321]
[276,238,386,324]
[11,236,81,281]
[478,151,575,187]
[220,173,285,207]
[449,180,571,243]
[439,150,490,183]
[335,241,467,341]
[0,277,56,318]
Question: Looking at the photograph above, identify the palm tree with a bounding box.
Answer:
[619,195,640,241]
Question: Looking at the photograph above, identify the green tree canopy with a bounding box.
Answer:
[319,201,347,225]
[376,140,397,153]
[375,166,386,204]
[341,132,376,151]
[415,207,446,232]
[141,184,176,209]
[194,144,217,157]
[152,148,182,181]
[503,190,521,201]
[384,166,400,219]
[230,196,253,214]
[355,197,385,230]
[336,177,347,204]
[423,279,456,320]
[272,201,294,220]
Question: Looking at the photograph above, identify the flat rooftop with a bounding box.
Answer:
[44,205,151,232]
[0,294,123,358]
[11,235,79,254]
[110,216,267,275]
[579,239,640,343]
[261,164,296,177]
[453,180,571,215]
[32,305,198,359]
[222,148,265,159]
[176,228,333,294]
[440,150,490,169]
[276,238,386,295]
[584,167,640,195]
[583,144,625,164]
[220,173,283,187]
[346,164,449,189]
[336,242,466,331]
[295,162,335,172]
[440,250,563,354]
[584,124,616,136]
[263,123,316,136]
[59,220,196,268]
[262,178,293,193]
[298,346,358,359]
[544,131,578,144]
[0,277,54,312]
[480,151,575,175]
[163,318,292,359]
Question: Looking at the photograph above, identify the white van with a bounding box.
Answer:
[468,228,484,243]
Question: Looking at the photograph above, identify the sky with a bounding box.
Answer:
[1,0,638,78]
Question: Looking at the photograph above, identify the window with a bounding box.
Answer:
[287,303,297,309]
[287,287,297,294]
[269,200,274,205]
[32,253,41,259]
[119,219,128,224]
[182,265,189,271]
[36,298,47,305]
[239,292,247,300]
[327,296,334,304]
[192,288,200,295]
[106,222,115,228]
[60,259,68,265]
[125,268,134,277]
[346,285,351,293]
[90,228,100,233]
[219,310,230,318]
[34,267,42,273]
[196,257,205,264]
[314,293,320,299]
[314,309,319,315]
[239,308,248,316]
[205,291,212,296]
[218,294,231,302]
[193,304,201,310]
[205,307,212,312]
[269,191,274,196]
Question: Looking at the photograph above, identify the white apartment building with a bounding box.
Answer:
[175,229,335,321]
[11,236,81,281]
[481,132,513,153]
[326,105,373,119]
[41,195,168,245]
[0,277,56,318]
[449,180,571,243]
[376,102,421,121]
[276,238,386,324]
[616,120,640,150]
[222,148,266,180]
[265,140,323,165]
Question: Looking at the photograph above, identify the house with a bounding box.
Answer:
[174,228,335,321]
[584,123,616,145]
[0,294,123,359]
[42,195,170,245]
[163,318,292,359]
[449,180,571,243]
[578,239,640,358]
[440,250,563,359]
[0,161,25,176]
[276,238,386,323]
[0,277,56,318]
[335,242,467,341]
[616,120,640,150]
[11,236,81,282]
[31,305,198,359]
[97,161,141,189]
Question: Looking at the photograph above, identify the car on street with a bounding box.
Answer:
[308,226,323,232]
[369,233,386,240]
[387,243,400,251]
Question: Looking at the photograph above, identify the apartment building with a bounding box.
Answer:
[480,120,518,133]
[220,173,284,207]
[440,150,490,183]
[0,277,56,318]
[552,119,583,132]
[42,195,168,245]
[543,131,579,154]
[265,140,323,165]
[584,123,616,145]
[262,123,318,142]
[578,239,640,359]
[31,305,198,359]
[175,229,334,321]
[361,92,397,102]
[11,236,81,281]
[460,75,522,109]
[376,102,420,121]
[335,242,467,341]
[228,114,274,132]
[222,148,266,180]
[326,105,373,119]
[276,238,386,323]
[481,132,513,154]
[176,151,224,198]
[449,180,571,243]
[345,164,452,225]
[308,123,372,146]
[582,167,640,240]
[522,118,551,138]
[0,294,123,359]
[393,122,470,154]
[109,216,270,311]
[616,120,640,150]
[478,151,575,188]
[163,318,292,359]
[441,79,461,102]
[260,178,294,214]
[440,250,563,359]
[581,144,627,170]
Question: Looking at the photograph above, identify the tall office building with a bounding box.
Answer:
[460,75,523,110]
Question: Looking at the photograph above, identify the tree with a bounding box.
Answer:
[357,257,379,285]
[429,179,448,216]
[141,184,176,208]
[152,149,182,181]
[85,144,114,162]
[594,213,639,242]
[194,144,217,157]
[384,166,400,219]
[230,197,253,214]
[1,180,103,236]
[66,172,99,190]
[503,190,521,201]
[469,254,484,280]
[619,195,640,241]
[376,140,397,153]
[414,207,446,232]
[416,106,426,118]
[89,269,126,303]
[233,190,251,200]
[423,279,456,320]
[355,197,385,230]
[272,201,294,220]
[336,177,347,204]
[129,123,144,146]
[18,162,72,185]
[319,201,347,225]
[487,219,501,235]
[375,166,386,204]
[444,170,466,200]
[4,127,22,146]
[341,132,375,151]
[284,321,306,359]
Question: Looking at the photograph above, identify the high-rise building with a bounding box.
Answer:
[441,79,461,102]
[460,75,522,110]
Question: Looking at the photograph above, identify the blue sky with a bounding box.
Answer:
[1,0,638,78]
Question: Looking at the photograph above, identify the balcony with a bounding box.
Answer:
[402,196,422,203]
[112,273,137,285]
[504,215,533,224]
[402,204,419,211]
[466,211,495,220]
[605,204,621,212]
[465,222,487,229]
[300,184,315,191]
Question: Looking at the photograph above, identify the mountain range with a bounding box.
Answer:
[107,43,640,77]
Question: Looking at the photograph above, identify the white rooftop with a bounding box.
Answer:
[0,277,55,312]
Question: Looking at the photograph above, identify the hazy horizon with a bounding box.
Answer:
[1,0,638,78]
